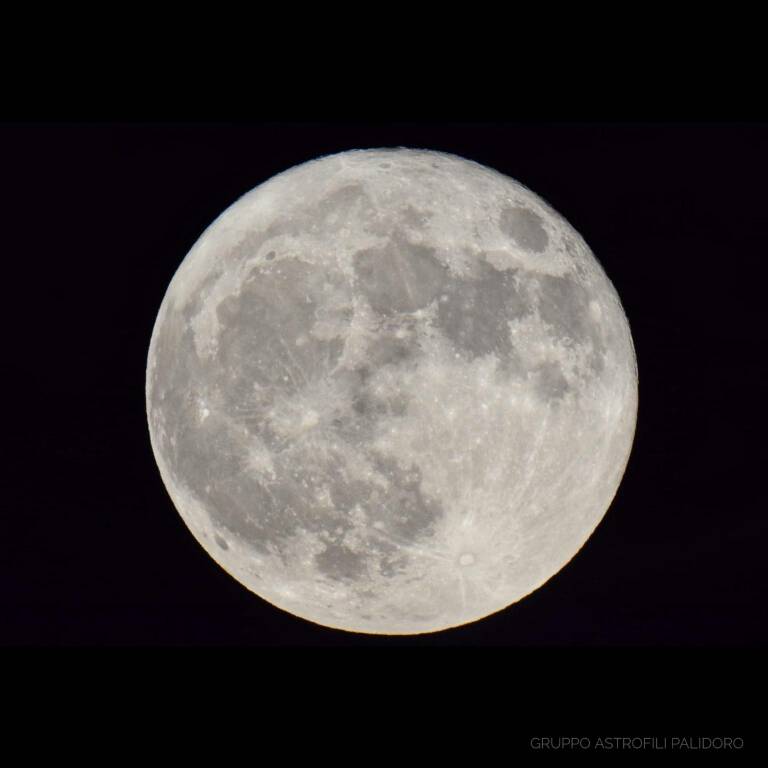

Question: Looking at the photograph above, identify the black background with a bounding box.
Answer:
[5,120,766,745]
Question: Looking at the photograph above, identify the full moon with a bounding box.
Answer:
[146,148,638,635]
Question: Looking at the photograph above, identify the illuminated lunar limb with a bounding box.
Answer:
[146,149,638,635]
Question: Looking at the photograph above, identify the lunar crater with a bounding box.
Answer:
[499,205,549,252]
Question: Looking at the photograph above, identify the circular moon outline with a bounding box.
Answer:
[146,148,638,635]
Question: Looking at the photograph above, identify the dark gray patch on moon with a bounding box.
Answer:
[351,390,406,420]
[310,453,444,584]
[205,449,368,561]
[369,457,443,543]
[315,541,367,582]
[534,360,570,401]
[353,235,449,315]
[364,333,418,370]
[436,260,531,365]
[202,472,283,555]
[499,206,549,252]
[325,468,376,519]
[214,534,229,550]
[399,205,432,229]
[329,348,413,443]
[534,273,606,373]
[215,257,347,397]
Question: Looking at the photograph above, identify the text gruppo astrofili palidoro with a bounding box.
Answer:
[530,736,743,751]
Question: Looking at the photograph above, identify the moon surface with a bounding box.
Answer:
[146,148,638,635]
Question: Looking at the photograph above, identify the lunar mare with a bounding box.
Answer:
[146,149,638,635]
